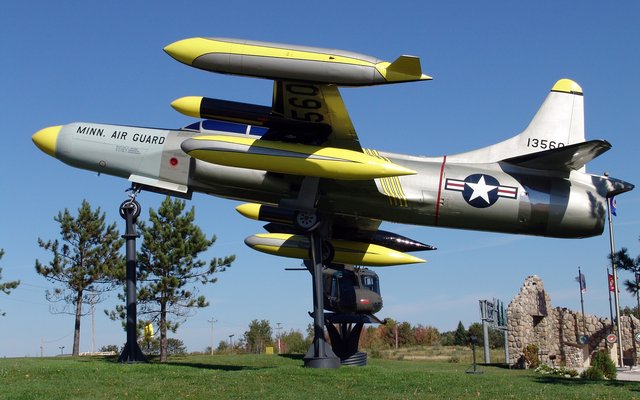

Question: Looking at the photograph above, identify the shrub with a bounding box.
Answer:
[98,345,119,353]
[581,366,604,380]
[370,349,382,359]
[523,344,539,369]
[590,351,617,380]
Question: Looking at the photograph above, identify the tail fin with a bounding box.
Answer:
[448,79,587,169]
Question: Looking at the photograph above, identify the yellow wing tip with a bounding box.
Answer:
[552,79,583,95]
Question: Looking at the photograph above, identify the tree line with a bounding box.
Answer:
[207,318,504,356]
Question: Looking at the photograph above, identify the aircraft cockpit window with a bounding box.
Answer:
[201,119,249,134]
[361,275,380,294]
[249,126,268,136]
[182,122,201,132]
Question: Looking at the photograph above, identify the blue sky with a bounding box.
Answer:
[1,2,639,357]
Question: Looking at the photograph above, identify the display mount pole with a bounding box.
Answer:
[303,227,340,369]
[118,197,147,363]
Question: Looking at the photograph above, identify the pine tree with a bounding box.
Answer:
[35,200,124,355]
[135,197,234,362]
[453,321,468,346]
[0,249,20,316]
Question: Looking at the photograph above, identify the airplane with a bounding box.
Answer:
[32,37,634,367]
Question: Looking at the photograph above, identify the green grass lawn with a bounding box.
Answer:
[1,354,637,399]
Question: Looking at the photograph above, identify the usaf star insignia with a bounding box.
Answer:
[445,174,518,208]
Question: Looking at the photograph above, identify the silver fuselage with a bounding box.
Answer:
[50,121,628,239]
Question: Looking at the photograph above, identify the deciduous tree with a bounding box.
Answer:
[35,200,124,355]
[279,329,310,354]
[243,319,273,353]
[413,325,440,346]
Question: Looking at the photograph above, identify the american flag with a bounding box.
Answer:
[609,197,617,216]
[576,272,586,293]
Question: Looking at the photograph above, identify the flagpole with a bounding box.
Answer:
[607,195,624,368]
[636,273,640,320]
[578,266,587,335]
[607,268,614,333]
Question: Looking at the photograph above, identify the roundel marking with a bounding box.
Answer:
[444,174,518,209]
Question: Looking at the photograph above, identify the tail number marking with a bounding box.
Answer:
[527,138,565,150]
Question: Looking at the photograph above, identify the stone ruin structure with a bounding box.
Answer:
[507,275,640,368]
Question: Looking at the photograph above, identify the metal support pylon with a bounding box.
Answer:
[118,196,147,363]
[303,228,340,368]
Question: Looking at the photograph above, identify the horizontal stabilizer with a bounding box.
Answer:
[383,56,432,82]
[502,140,611,172]
[387,56,422,76]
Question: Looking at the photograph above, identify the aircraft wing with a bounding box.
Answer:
[267,81,361,151]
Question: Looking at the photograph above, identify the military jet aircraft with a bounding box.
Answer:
[32,38,634,367]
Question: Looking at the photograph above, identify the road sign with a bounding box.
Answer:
[634,332,640,343]
[578,335,589,345]
[606,334,617,344]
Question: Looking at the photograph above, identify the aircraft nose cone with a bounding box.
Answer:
[32,125,61,157]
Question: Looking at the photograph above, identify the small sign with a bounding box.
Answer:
[606,334,617,344]
[578,335,589,345]
[634,332,640,343]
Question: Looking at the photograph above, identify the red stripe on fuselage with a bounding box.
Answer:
[434,155,447,225]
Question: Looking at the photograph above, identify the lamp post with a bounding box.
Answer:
[208,318,217,355]
[276,322,283,354]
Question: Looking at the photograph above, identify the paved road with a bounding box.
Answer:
[617,367,640,382]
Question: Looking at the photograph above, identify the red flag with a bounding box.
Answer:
[608,274,615,292]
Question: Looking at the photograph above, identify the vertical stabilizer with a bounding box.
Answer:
[447,79,586,167]
[521,79,584,147]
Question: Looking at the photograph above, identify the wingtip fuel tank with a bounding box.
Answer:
[164,37,432,86]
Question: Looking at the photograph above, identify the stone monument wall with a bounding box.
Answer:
[507,275,639,368]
